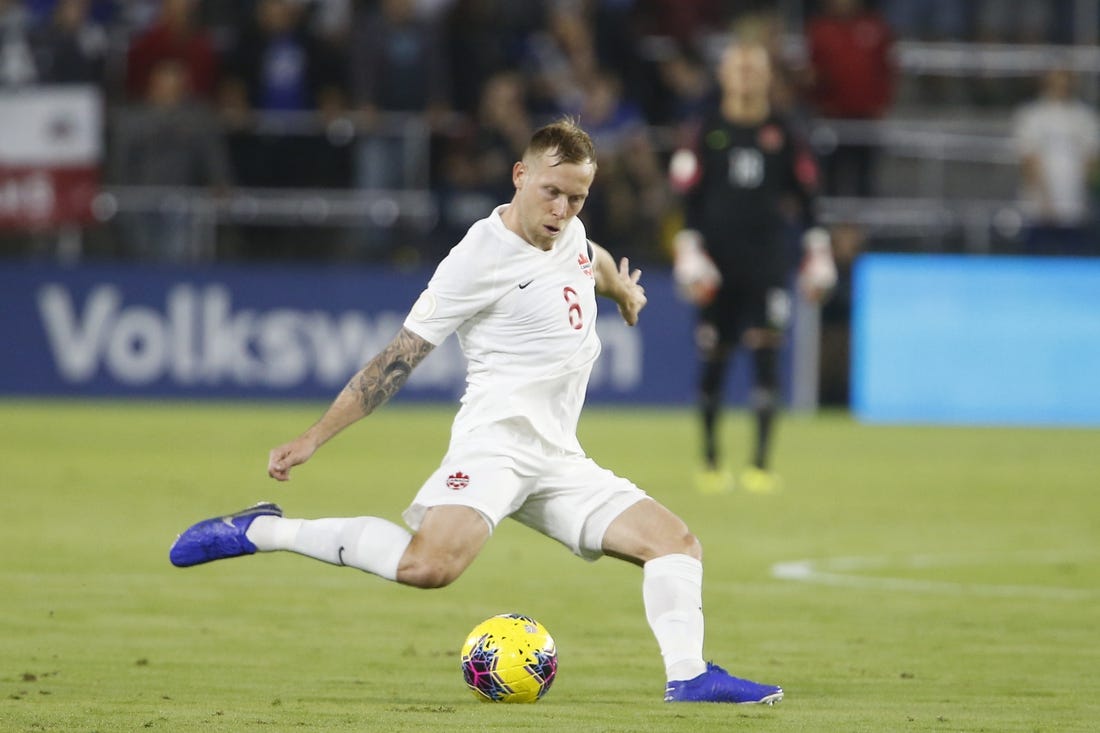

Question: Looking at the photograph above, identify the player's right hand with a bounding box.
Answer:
[672,229,721,306]
[267,437,316,481]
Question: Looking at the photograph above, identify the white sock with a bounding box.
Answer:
[247,515,412,581]
[643,553,708,682]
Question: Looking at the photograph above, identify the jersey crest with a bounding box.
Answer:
[705,127,730,150]
[757,124,785,153]
[578,252,594,278]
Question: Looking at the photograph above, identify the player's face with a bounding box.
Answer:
[719,45,771,100]
[509,150,595,250]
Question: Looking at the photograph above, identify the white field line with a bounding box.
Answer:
[771,551,1100,600]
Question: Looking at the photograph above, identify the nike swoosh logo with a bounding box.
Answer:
[337,546,346,566]
[518,280,534,289]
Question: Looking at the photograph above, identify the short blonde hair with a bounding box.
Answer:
[525,117,597,170]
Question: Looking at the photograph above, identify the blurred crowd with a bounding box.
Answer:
[0,0,1097,265]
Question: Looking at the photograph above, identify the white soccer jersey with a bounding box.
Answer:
[404,204,601,452]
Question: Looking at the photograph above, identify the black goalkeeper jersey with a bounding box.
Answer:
[677,109,819,280]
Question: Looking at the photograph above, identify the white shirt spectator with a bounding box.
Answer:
[1013,96,1100,226]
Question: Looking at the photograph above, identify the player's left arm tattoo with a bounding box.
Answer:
[344,327,435,415]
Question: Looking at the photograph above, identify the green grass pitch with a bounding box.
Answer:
[1,400,1098,732]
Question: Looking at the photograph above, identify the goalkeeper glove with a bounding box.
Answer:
[672,229,721,306]
[797,226,837,303]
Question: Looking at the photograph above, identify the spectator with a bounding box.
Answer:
[29,0,108,85]
[110,58,231,262]
[578,69,648,151]
[805,0,896,197]
[1012,67,1100,256]
[443,0,530,116]
[125,0,218,101]
[652,42,713,130]
[211,0,353,259]
[467,70,534,198]
[576,68,667,262]
[0,0,36,86]
[434,69,532,255]
[223,0,346,115]
[590,0,649,121]
[217,0,350,188]
[349,0,450,190]
[521,1,598,116]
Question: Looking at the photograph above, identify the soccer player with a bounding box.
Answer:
[670,40,835,495]
[169,119,783,705]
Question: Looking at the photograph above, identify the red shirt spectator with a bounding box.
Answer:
[806,0,895,120]
[125,0,218,101]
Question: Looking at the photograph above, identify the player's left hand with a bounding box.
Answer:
[797,227,837,304]
[615,257,646,326]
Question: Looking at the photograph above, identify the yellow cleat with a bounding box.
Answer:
[696,469,734,495]
[739,467,782,494]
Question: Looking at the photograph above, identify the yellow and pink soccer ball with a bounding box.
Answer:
[459,613,557,703]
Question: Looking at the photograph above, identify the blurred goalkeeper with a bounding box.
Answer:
[670,38,835,494]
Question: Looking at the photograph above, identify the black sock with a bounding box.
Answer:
[750,347,779,470]
[699,357,726,469]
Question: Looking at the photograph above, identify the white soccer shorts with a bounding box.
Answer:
[402,419,648,560]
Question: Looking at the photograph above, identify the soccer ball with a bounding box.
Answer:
[459,613,558,703]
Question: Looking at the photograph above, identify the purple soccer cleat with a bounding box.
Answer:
[169,502,282,567]
[665,662,783,704]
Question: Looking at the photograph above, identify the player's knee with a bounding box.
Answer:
[680,531,703,562]
[749,386,777,411]
[654,528,703,562]
[397,551,468,589]
[694,323,721,358]
[399,559,461,589]
[752,347,780,391]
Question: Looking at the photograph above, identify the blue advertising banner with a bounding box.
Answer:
[1,262,725,403]
[852,254,1100,426]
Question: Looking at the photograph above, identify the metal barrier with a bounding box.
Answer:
[75,185,1027,262]
[89,185,439,262]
